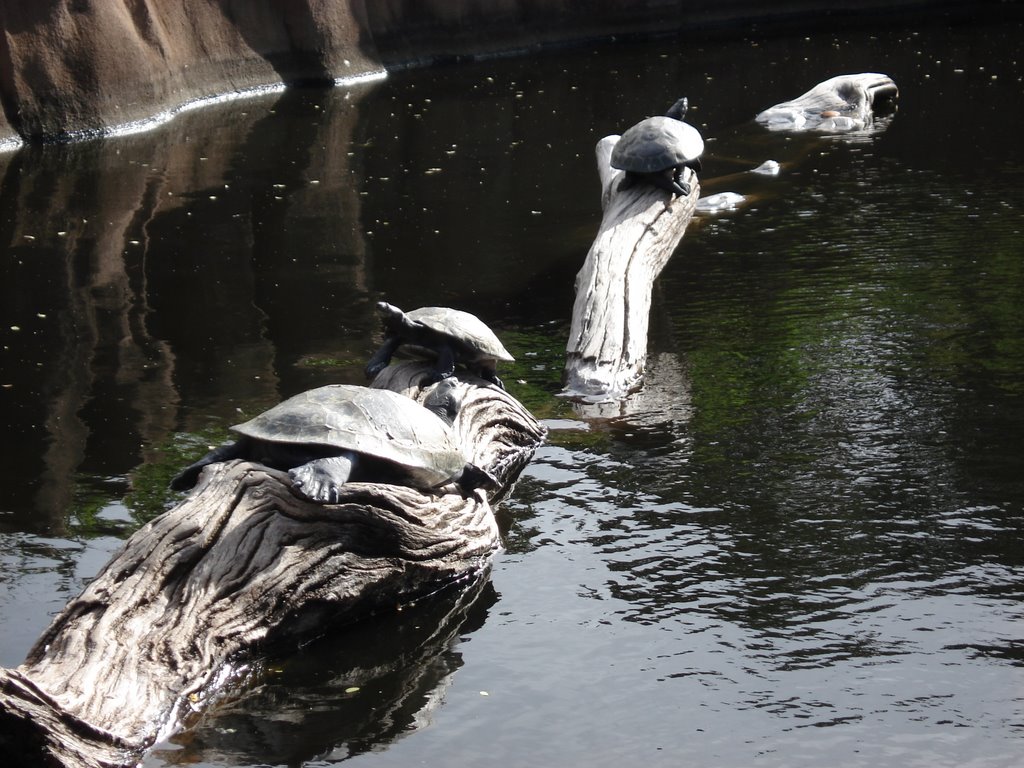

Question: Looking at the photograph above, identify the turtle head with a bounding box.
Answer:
[376,301,407,333]
[423,376,462,426]
[665,97,689,121]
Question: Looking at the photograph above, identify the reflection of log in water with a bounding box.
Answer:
[0,83,378,526]
[154,575,497,765]
[0,363,544,767]
[0,141,183,527]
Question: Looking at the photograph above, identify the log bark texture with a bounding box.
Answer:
[755,72,899,132]
[0,364,545,768]
[563,136,699,401]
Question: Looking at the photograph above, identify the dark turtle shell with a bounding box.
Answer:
[405,306,514,363]
[610,116,704,174]
[231,385,466,486]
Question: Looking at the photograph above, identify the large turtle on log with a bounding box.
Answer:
[611,96,704,197]
[365,302,515,389]
[170,380,496,503]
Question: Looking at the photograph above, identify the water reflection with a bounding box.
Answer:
[497,426,1024,762]
[0,83,382,531]
[147,576,496,766]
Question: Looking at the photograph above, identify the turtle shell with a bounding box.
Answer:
[231,385,466,486]
[406,306,515,362]
[610,116,704,174]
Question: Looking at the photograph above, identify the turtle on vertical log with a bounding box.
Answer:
[610,96,704,197]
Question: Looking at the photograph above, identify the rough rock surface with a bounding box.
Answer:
[0,0,379,142]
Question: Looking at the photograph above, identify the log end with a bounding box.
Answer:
[0,667,133,768]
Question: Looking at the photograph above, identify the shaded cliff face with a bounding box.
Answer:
[0,0,988,143]
[0,0,380,142]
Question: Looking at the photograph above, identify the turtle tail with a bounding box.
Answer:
[169,441,246,491]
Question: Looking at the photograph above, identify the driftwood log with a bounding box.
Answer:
[563,135,699,401]
[0,363,545,768]
[755,72,898,133]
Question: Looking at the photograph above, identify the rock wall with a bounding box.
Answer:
[0,0,379,142]
[0,0,990,144]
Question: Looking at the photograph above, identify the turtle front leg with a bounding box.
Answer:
[669,167,691,197]
[365,336,401,380]
[647,168,689,197]
[428,344,457,383]
[290,453,357,504]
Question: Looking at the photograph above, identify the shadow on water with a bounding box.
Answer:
[1,10,1024,768]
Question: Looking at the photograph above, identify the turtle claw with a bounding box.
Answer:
[290,455,356,504]
[671,166,694,198]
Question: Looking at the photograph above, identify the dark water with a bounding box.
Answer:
[2,12,1024,768]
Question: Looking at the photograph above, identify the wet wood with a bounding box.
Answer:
[755,72,898,132]
[0,363,545,768]
[564,135,699,401]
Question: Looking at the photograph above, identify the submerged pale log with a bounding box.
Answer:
[0,364,544,768]
[564,135,699,401]
[755,72,898,133]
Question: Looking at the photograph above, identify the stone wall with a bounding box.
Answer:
[0,0,989,144]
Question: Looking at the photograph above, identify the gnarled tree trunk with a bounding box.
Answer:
[0,363,545,768]
[563,136,699,401]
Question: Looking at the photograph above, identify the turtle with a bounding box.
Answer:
[610,96,704,197]
[365,302,515,389]
[169,379,496,503]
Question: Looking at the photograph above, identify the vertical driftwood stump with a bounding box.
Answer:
[0,363,545,768]
[564,136,699,401]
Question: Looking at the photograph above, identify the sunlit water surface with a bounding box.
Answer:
[1,13,1023,768]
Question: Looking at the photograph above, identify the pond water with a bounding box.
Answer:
[2,11,1024,768]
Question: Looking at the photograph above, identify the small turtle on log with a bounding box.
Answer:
[365,302,515,389]
[170,380,496,502]
[611,96,705,197]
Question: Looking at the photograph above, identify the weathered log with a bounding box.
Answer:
[563,135,699,401]
[0,364,545,768]
[755,72,898,133]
